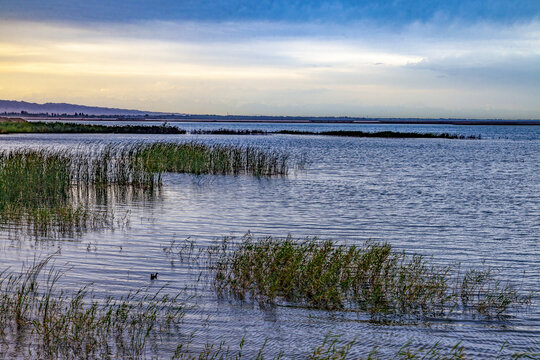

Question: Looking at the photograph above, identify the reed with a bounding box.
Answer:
[0,142,287,236]
[0,257,185,359]
[0,149,115,237]
[213,234,530,318]
[0,257,532,358]
[134,142,288,176]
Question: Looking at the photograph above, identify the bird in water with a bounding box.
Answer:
[150,272,158,280]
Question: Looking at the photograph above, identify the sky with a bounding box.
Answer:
[0,1,539,118]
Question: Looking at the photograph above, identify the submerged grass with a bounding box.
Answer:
[213,234,530,319]
[0,259,494,360]
[0,250,533,358]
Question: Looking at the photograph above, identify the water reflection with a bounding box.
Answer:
[0,125,538,358]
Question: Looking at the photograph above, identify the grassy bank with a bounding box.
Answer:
[0,120,185,134]
[213,235,530,318]
[192,128,267,135]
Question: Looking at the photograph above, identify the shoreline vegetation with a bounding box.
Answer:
[0,118,479,139]
[0,143,288,237]
[0,246,534,358]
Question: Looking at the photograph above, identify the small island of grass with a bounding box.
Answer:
[0,118,185,134]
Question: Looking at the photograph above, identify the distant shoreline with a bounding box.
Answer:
[17,116,540,126]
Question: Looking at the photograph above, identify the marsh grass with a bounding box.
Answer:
[212,234,530,319]
[0,257,185,359]
[0,149,116,238]
[0,252,532,359]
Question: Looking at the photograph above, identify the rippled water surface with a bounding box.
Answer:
[1,123,539,358]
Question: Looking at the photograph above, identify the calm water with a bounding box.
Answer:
[1,123,539,358]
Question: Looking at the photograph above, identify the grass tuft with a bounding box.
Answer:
[213,234,530,318]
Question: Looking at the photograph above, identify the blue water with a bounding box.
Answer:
[0,122,538,358]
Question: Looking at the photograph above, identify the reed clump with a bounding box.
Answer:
[0,149,115,237]
[0,143,288,236]
[0,257,185,359]
[213,234,530,318]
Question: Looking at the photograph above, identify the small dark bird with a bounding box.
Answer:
[150,272,158,280]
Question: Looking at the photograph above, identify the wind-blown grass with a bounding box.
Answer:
[213,234,530,318]
[0,120,186,134]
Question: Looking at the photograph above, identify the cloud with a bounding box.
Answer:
[0,18,539,118]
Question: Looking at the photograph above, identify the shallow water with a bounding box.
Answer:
[0,123,539,358]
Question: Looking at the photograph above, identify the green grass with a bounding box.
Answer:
[192,128,267,135]
[0,120,186,134]
[213,234,530,318]
[135,142,289,177]
[0,118,479,139]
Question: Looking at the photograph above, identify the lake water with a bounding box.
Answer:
[0,122,539,358]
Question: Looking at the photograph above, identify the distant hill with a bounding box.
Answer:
[0,100,168,116]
